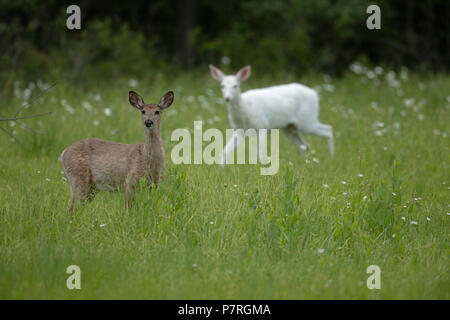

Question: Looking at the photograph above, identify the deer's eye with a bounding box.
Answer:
[141,110,145,115]
[233,85,237,88]
[155,110,160,115]
[220,85,225,89]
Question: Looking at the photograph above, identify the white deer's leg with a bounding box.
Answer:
[282,126,308,156]
[310,123,334,157]
[221,130,244,165]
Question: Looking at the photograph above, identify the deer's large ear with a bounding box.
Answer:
[129,91,144,110]
[159,91,174,109]
[236,65,251,82]
[209,64,225,81]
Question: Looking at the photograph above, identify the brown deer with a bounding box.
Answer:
[61,90,174,212]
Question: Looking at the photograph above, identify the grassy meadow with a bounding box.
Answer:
[0,66,448,299]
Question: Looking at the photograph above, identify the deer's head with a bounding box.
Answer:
[129,91,174,131]
[209,65,251,103]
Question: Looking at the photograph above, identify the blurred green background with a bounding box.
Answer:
[1,0,449,87]
[1,0,449,299]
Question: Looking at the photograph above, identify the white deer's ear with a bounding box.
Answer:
[237,65,251,82]
[209,64,225,81]
[159,91,174,109]
[129,91,144,110]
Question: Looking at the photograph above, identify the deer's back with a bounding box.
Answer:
[240,83,319,128]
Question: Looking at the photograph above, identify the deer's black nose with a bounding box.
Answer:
[145,119,153,127]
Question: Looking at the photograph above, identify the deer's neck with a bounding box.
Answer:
[144,130,165,183]
[229,92,242,110]
[227,93,249,128]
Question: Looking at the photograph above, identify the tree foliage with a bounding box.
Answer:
[0,0,448,82]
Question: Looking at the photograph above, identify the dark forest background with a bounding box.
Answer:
[1,0,449,84]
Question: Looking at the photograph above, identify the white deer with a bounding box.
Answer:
[209,65,334,164]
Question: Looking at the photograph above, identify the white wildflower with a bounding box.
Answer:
[366,70,376,79]
[103,108,112,116]
[83,101,93,112]
[403,98,415,107]
[64,104,75,115]
[400,68,408,81]
[323,84,335,92]
[23,88,32,101]
[370,101,379,110]
[128,79,139,88]
[349,62,363,74]
[221,56,231,65]
[374,66,383,75]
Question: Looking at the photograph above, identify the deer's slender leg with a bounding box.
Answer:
[221,130,245,165]
[309,123,334,157]
[68,176,92,213]
[283,125,308,156]
[125,177,138,210]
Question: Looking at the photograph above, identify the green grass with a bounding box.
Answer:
[0,69,448,299]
